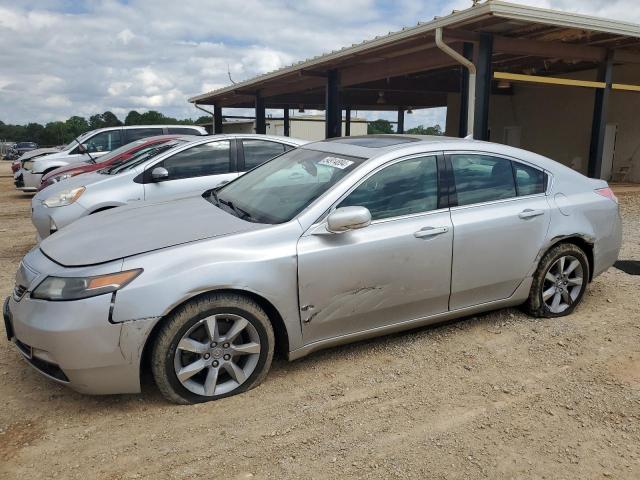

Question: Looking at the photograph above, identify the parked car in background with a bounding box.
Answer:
[14,125,207,192]
[15,142,38,156]
[6,135,621,403]
[31,134,306,240]
[38,135,184,191]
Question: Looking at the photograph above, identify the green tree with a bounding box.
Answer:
[125,110,142,125]
[102,111,122,127]
[367,119,394,134]
[406,124,443,136]
[65,116,90,139]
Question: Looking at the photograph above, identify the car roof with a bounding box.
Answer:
[302,134,572,173]
[177,134,308,147]
[301,135,468,158]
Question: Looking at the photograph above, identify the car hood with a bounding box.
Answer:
[39,196,267,267]
[19,147,62,161]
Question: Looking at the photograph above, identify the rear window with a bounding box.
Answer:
[451,154,516,206]
[123,128,164,143]
[514,162,546,196]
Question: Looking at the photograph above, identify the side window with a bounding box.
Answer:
[242,140,286,170]
[156,141,230,180]
[339,156,438,221]
[451,154,516,206]
[513,162,546,196]
[167,127,201,135]
[84,130,122,153]
[124,128,164,143]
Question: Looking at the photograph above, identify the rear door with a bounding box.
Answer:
[143,139,238,201]
[447,152,550,310]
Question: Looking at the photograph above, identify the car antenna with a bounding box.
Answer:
[73,136,95,162]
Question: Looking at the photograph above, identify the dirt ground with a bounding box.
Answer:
[0,160,638,480]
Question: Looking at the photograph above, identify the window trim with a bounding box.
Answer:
[238,139,289,172]
[311,151,448,227]
[444,150,551,210]
[141,139,233,183]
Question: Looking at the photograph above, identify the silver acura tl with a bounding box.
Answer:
[4,135,622,404]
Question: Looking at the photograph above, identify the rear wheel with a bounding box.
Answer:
[526,243,589,318]
[151,293,274,404]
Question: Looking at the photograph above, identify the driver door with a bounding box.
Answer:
[297,154,453,344]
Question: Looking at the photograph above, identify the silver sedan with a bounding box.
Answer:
[4,135,622,404]
[30,134,307,241]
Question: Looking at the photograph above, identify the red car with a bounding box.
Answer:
[38,135,181,191]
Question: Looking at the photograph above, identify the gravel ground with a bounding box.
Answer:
[0,161,638,480]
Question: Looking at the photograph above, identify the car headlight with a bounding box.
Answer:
[32,269,143,301]
[43,186,85,207]
[51,173,72,183]
[23,160,34,170]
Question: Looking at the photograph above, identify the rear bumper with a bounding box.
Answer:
[593,209,623,278]
[4,294,159,395]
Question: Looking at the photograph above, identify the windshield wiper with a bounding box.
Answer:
[219,198,255,222]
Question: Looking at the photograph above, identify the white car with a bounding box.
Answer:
[31,134,307,240]
[15,125,207,192]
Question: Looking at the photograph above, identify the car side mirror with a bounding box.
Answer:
[151,167,169,181]
[326,206,371,233]
[77,143,87,153]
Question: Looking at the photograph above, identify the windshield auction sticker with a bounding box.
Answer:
[318,157,354,169]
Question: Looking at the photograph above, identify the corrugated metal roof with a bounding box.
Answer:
[189,0,640,104]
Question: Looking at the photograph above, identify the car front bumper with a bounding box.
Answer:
[31,197,88,241]
[14,169,40,192]
[4,294,159,395]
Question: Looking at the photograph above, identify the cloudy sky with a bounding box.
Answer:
[0,0,638,129]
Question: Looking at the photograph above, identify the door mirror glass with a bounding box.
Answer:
[78,143,87,153]
[151,166,169,181]
[326,206,371,233]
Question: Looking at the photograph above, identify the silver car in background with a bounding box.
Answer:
[31,134,307,240]
[4,135,622,404]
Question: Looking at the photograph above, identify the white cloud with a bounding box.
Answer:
[0,0,638,124]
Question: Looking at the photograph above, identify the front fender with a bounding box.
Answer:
[113,222,304,352]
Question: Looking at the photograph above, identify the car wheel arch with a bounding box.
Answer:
[89,205,119,215]
[542,235,594,282]
[139,288,290,384]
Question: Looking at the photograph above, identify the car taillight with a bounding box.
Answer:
[595,187,618,204]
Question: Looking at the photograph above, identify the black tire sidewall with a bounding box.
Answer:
[162,304,272,404]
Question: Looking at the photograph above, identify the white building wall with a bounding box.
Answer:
[446,64,640,182]
[225,116,368,141]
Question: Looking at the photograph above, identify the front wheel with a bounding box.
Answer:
[525,243,589,318]
[151,293,275,404]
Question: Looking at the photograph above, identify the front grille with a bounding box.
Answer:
[13,284,27,301]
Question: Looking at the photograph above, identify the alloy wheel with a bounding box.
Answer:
[542,255,584,314]
[173,314,261,397]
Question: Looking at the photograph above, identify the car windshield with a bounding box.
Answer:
[103,141,183,174]
[212,148,365,224]
[62,131,94,151]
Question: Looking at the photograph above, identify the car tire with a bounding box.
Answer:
[151,292,275,404]
[525,243,590,318]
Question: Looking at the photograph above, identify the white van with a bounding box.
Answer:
[15,125,207,191]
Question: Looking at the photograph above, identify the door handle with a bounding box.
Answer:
[518,209,545,220]
[414,226,449,239]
